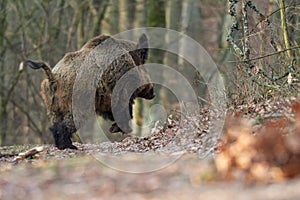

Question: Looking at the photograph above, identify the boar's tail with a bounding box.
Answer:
[24,60,56,83]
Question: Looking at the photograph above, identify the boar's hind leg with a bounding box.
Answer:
[109,122,122,133]
[49,123,77,150]
[109,98,134,134]
[109,122,132,134]
[109,107,133,134]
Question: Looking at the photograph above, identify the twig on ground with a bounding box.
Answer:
[13,146,44,162]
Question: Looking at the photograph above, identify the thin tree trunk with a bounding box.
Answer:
[91,0,109,36]
[126,0,136,29]
[108,0,119,34]
[147,0,166,96]
[180,0,205,100]
[146,0,166,132]
[0,1,8,145]
[162,0,182,105]
[279,0,292,59]
[132,0,143,135]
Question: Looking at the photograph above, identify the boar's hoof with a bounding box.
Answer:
[57,143,78,150]
[50,123,78,150]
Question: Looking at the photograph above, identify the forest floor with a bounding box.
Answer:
[1,98,300,200]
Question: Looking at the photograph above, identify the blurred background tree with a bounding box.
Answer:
[0,0,299,145]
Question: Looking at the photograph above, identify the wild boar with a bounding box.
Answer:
[24,34,154,149]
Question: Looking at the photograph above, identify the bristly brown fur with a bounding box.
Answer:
[82,35,111,49]
[27,34,154,149]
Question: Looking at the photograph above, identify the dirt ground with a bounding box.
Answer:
[0,143,299,200]
[1,100,300,200]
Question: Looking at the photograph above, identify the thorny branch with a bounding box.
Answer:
[227,0,243,57]
[242,0,251,76]
[227,0,297,87]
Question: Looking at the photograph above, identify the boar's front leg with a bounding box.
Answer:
[109,96,134,133]
[49,122,77,150]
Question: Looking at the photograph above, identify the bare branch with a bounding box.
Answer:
[229,46,300,63]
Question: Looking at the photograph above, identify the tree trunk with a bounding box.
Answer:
[0,103,8,145]
[147,0,166,96]
[279,0,293,60]
[0,1,8,145]
[180,0,205,100]
[108,0,120,34]
[91,0,109,36]
[162,0,182,105]
[145,0,166,133]
[136,0,148,27]
[134,0,145,135]
[126,0,136,29]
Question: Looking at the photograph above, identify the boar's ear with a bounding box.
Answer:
[136,33,149,62]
